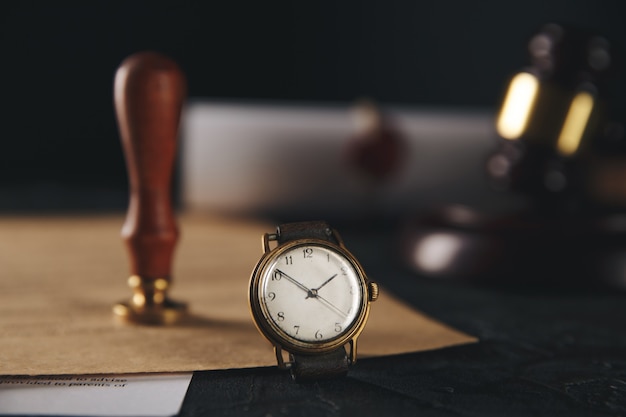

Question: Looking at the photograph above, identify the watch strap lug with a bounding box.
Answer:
[263,233,278,253]
[274,345,292,370]
[348,338,357,365]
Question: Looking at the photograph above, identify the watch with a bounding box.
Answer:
[248,221,379,381]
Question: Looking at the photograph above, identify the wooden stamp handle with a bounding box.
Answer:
[114,52,186,281]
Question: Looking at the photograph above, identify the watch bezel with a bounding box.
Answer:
[249,238,371,356]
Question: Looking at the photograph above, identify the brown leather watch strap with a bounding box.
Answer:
[277,221,349,380]
[277,221,339,245]
[290,347,349,381]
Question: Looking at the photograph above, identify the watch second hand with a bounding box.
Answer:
[315,294,348,319]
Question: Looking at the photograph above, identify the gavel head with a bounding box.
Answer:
[487,23,625,204]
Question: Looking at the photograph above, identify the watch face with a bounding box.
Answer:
[251,240,368,352]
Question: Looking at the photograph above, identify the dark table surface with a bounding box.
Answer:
[178,221,626,417]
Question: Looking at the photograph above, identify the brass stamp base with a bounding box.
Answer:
[113,275,188,325]
[113,298,187,325]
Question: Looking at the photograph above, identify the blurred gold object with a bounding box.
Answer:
[556,91,594,156]
[113,275,187,325]
[497,72,539,140]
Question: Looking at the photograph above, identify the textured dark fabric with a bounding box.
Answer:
[290,348,350,381]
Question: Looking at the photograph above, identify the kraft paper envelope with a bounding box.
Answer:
[0,215,475,375]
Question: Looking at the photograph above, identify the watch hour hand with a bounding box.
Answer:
[305,273,338,299]
[314,274,337,292]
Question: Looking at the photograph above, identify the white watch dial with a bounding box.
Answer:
[258,243,364,344]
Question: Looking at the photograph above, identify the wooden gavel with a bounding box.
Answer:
[112,51,187,324]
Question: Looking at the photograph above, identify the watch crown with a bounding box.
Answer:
[368,281,379,302]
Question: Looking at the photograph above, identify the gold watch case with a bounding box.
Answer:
[248,233,378,366]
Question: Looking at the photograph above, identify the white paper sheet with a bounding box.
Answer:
[182,102,498,216]
[0,373,192,416]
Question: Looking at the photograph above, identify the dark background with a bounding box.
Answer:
[0,0,624,211]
